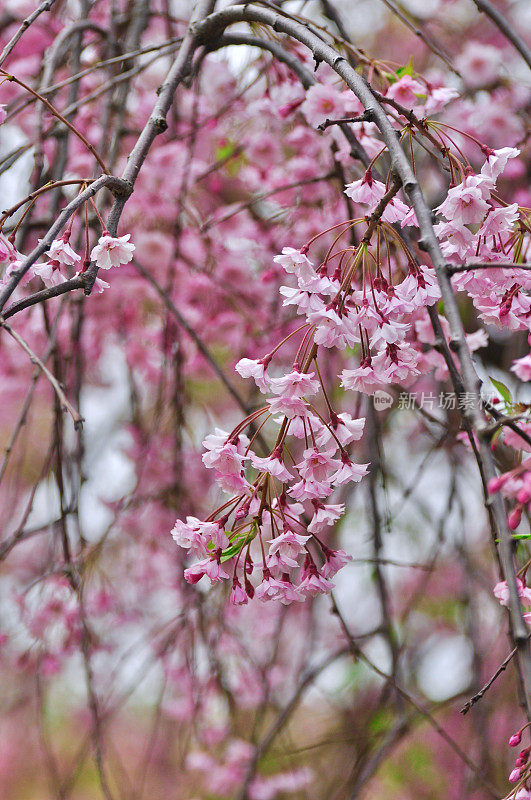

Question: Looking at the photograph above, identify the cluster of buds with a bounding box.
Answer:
[508,726,531,796]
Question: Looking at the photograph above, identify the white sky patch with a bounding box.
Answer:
[416,634,473,701]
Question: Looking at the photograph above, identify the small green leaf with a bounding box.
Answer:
[220,529,255,562]
[395,57,414,79]
[490,377,512,405]
[490,426,504,446]
[220,541,244,562]
[215,141,235,162]
[381,70,397,83]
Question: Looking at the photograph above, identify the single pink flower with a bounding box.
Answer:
[344,169,386,206]
[230,578,248,605]
[90,231,135,269]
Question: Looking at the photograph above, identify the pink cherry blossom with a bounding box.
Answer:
[308,307,356,349]
[512,355,531,382]
[279,284,326,314]
[184,558,230,585]
[230,578,248,605]
[481,146,520,181]
[202,428,248,474]
[307,502,345,534]
[456,41,502,87]
[171,517,209,556]
[298,564,334,597]
[321,547,353,578]
[493,578,531,607]
[297,447,339,484]
[269,369,320,398]
[344,169,386,206]
[250,451,293,482]
[273,247,315,283]
[385,75,424,108]
[330,452,369,486]
[436,178,491,225]
[267,394,308,419]
[90,231,135,269]
[32,260,67,288]
[46,235,81,265]
[300,83,346,127]
[267,530,309,570]
[255,574,301,604]
[341,361,382,395]
[235,357,271,391]
[424,85,459,115]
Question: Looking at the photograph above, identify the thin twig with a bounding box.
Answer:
[0,69,110,174]
[0,318,83,428]
[0,0,57,68]
[461,639,529,714]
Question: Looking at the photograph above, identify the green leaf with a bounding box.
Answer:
[215,141,236,162]
[220,528,255,562]
[490,377,512,405]
[490,426,504,446]
[220,541,245,562]
[395,57,414,79]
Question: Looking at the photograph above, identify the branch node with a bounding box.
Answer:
[152,116,168,133]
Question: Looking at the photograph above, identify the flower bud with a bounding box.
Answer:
[488,475,507,494]
[508,506,523,530]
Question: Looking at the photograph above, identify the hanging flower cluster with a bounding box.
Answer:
[171,118,529,614]
[0,224,134,293]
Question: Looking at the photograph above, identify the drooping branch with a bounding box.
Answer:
[0,0,57,68]
[0,175,130,310]
[192,1,531,712]
[472,0,531,68]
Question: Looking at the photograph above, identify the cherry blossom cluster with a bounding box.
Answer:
[438,149,530,332]
[0,225,134,293]
[172,126,529,609]
[1,0,531,793]
[508,722,531,798]
[488,457,531,532]
[172,399,363,604]
[493,576,531,622]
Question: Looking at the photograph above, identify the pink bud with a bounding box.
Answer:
[488,476,505,494]
[510,732,523,747]
[510,768,523,783]
[509,506,523,530]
